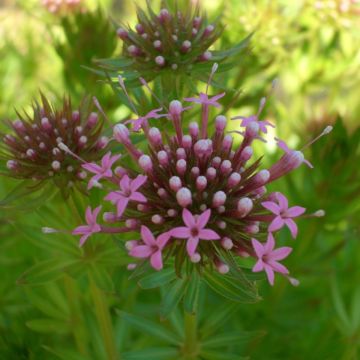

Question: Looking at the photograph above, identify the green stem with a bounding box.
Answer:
[90,276,119,360]
[64,275,88,356]
[183,312,199,359]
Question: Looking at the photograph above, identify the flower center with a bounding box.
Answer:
[191,227,199,237]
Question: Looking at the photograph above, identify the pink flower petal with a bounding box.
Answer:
[107,153,121,167]
[116,197,129,217]
[268,260,289,275]
[182,208,195,228]
[196,209,211,229]
[150,250,163,271]
[130,245,153,258]
[186,236,199,257]
[199,229,220,240]
[261,201,280,215]
[130,191,147,203]
[79,233,91,247]
[268,246,292,261]
[85,206,93,224]
[88,174,102,189]
[101,152,111,167]
[286,206,306,218]
[141,226,156,246]
[82,163,102,174]
[284,218,298,239]
[264,264,275,286]
[276,192,288,211]
[170,227,191,239]
[268,216,285,232]
[157,232,170,249]
[211,92,226,102]
[92,206,102,222]
[264,232,275,253]
[251,238,265,258]
[72,225,90,235]
[252,259,264,272]
[120,175,130,192]
[130,175,148,191]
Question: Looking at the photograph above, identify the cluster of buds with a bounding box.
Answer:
[116,2,222,72]
[41,0,82,14]
[1,95,108,191]
[70,66,330,286]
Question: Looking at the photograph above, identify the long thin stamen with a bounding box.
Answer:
[93,97,111,126]
[118,75,138,115]
[301,126,333,150]
[139,77,165,110]
[206,62,218,94]
[58,142,86,163]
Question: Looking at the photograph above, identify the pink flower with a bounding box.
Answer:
[252,233,292,285]
[184,92,225,108]
[72,206,102,247]
[170,208,220,256]
[232,114,274,134]
[105,174,147,217]
[125,108,164,132]
[82,152,121,189]
[276,137,313,168]
[262,192,306,238]
[129,226,170,270]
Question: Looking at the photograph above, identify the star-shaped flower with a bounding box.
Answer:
[129,226,170,270]
[82,152,121,189]
[170,208,220,257]
[72,206,102,247]
[232,114,275,134]
[184,92,225,108]
[252,233,292,285]
[262,192,306,238]
[125,108,164,132]
[104,175,147,217]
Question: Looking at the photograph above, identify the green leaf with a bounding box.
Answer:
[123,348,179,360]
[118,311,181,346]
[0,181,40,207]
[202,331,264,348]
[43,346,89,360]
[17,258,80,285]
[331,279,351,331]
[160,277,188,319]
[203,270,260,303]
[183,271,200,314]
[26,318,69,334]
[138,268,177,289]
[88,266,114,293]
[350,286,360,332]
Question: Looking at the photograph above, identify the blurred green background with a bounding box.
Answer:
[0,0,359,359]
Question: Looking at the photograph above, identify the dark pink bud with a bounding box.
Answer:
[148,127,162,145]
[215,115,226,132]
[227,172,241,188]
[191,166,200,178]
[176,148,186,160]
[155,56,165,66]
[222,135,233,152]
[221,237,234,250]
[135,23,145,34]
[6,160,17,170]
[206,167,217,181]
[189,122,199,138]
[196,176,207,191]
[103,212,117,223]
[114,124,130,143]
[151,214,164,224]
[212,191,226,207]
[157,150,169,166]
[203,24,215,37]
[169,100,182,118]
[41,117,52,130]
[176,187,192,207]
[240,146,253,161]
[176,159,187,175]
[237,197,253,217]
[169,176,182,191]
[117,28,128,40]
[138,155,153,172]
[153,40,162,50]
[199,51,212,61]
[181,40,191,53]
[220,160,232,174]
[159,8,171,22]
[87,112,98,128]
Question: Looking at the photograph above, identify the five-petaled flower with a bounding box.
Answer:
[252,233,292,285]
[129,226,170,271]
[170,209,220,257]
[105,175,147,217]
[262,192,306,238]
[73,206,102,247]
[184,92,225,108]
[82,152,121,189]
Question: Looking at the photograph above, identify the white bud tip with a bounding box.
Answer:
[42,227,58,234]
[58,142,70,152]
[323,126,333,135]
[314,209,325,217]
[212,63,219,73]
[190,253,201,263]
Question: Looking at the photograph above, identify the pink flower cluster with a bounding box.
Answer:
[71,67,329,286]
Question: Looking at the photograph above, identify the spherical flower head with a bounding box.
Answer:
[111,2,222,75]
[1,94,108,195]
[71,79,325,287]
